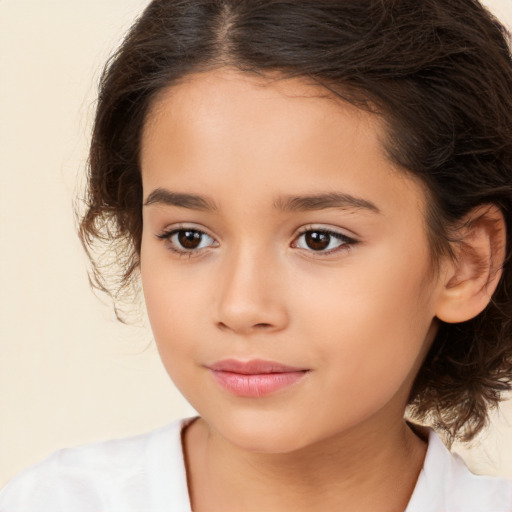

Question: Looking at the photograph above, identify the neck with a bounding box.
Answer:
[184,415,427,512]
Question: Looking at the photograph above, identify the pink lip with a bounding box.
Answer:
[207,359,309,398]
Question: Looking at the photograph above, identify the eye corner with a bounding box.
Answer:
[291,226,358,256]
[155,225,219,257]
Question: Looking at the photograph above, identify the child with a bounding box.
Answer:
[1,0,511,510]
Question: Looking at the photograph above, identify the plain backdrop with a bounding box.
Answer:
[1,0,512,488]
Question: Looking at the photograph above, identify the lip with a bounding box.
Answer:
[207,359,310,398]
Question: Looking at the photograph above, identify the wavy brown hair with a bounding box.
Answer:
[79,0,512,443]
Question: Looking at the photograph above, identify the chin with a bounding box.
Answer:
[201,407,319,454]
[222,427,310,454]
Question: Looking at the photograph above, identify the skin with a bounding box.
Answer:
[139,69,452,512]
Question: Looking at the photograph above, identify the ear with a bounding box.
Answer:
[435,204,507,324]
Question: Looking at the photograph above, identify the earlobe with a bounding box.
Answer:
[435,204,506,324]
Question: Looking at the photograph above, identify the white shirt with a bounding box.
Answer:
[1,418,511,512]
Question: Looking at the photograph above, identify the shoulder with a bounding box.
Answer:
[407,429,512,512]
[0,418,194,512]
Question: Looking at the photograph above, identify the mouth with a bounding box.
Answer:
[207,359,310,398]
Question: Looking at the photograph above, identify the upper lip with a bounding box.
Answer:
[207,359,308,375]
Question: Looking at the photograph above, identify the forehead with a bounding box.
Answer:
[142,68,383,165]
[140,68,427,219]
[145,69,349,125]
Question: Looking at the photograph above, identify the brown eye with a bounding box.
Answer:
[177,230,203,249]
[293,229,353,253]
[157,227,217,254]
[304,231,331,251]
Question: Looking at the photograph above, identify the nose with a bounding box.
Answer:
[215,247,289,335]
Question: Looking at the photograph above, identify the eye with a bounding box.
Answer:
[157,227,218,254]
[292,228,355,253]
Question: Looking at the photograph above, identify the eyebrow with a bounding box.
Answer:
[144,188,380,214]
[144,188,218,211]
[274,192,380,214]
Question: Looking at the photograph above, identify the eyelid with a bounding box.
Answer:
[293,224,358,240]
[154,222,358,257]
[156,221,216,236]
[156,223,219,256]
[291,224,359,255]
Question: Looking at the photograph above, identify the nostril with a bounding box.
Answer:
[254,323,272,329]
[216,321,274,332]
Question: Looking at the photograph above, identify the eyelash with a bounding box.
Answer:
[156,226,218,257]
[156,226,358,257]
[292,227,357,255]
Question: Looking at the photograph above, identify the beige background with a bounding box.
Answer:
[1,0,511,488]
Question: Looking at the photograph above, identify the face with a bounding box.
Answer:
[140,69,444,453]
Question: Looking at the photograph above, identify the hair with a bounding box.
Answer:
[78,0,512,443]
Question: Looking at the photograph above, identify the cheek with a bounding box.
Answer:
[297,245,437,396]
[142,270,204,402]
[140,241,215,378]
[141,243,188,345]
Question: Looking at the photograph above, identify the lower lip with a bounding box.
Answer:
[210,370,308,398]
